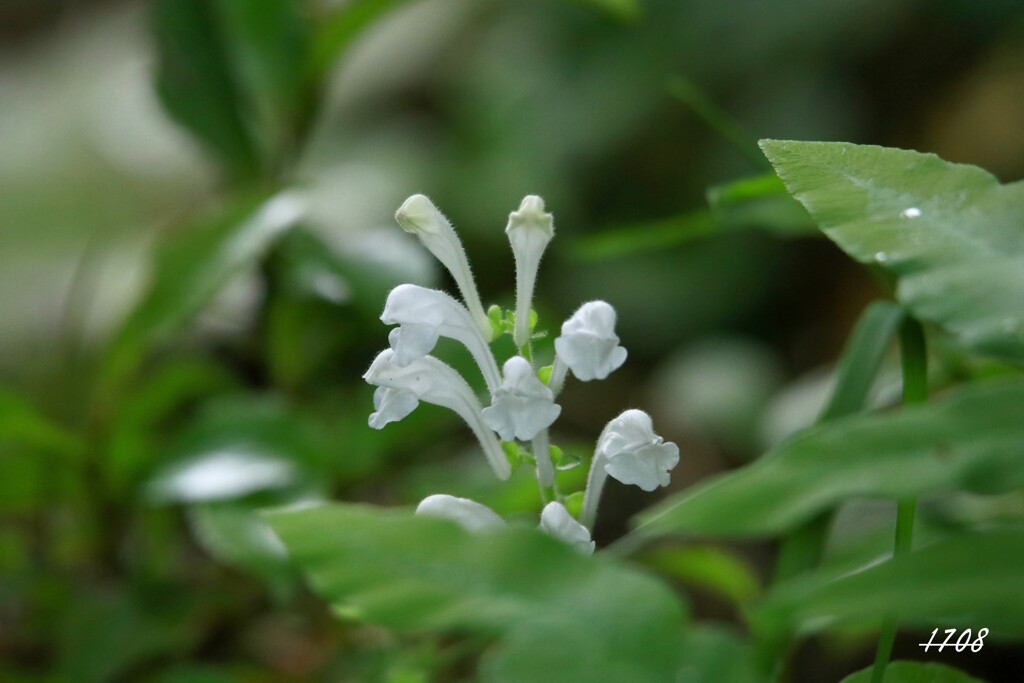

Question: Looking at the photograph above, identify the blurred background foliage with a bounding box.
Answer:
[1,0,1023,680]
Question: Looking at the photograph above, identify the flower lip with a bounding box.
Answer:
[597,409,679,492]
[379,284,501,392]
[554,300,627,381]
[368,386,419,429]
[539,501,595,554]
[416,494,505,533]
[481,356,561,441]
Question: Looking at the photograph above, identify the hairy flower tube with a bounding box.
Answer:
[550,300,628,392]
[395,194,492,341]
[364,349,511,480]
[415,494,505,533]
[539,502,595,554]
[505,195,554,349]
[481,356,561,442]
[580,409,679,528]
[381,284,501,394]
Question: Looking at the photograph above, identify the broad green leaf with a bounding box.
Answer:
[266,503,686,683]
[154,0,310,177]
[101,193,300,390]
[760,140,1024,363]
[840,661,986,683]
[756,530,1024,638]
[636,379,1024,537]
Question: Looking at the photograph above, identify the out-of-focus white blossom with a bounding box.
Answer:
[381,284,501,392]
[539,502,595,554]
[364,350,511,479]
[395,195,492,341]
[482,356,561,441]
[415,494,505,532]
[553,301,627,383]
[505,195,554,348]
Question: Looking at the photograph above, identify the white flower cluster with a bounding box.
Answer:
[364,194,680,554]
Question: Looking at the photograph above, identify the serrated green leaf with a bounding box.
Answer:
[756,530,1024,638]
[266,503,686,683]
[839,661,986,683]
[760,140,1024,363]
[636,379,1024,537]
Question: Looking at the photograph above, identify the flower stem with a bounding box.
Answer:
[870,315,927,683]
[579,453,607,529]
[531,429,556,503]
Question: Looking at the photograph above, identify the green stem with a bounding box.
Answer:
[870,316,927,683]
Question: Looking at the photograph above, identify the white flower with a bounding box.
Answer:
[553,301,627,382]
[598,409,679,492]
[579,409,679,528]
[364,350,511,479]
[395,195,492,341]
[539,502,595,554]
[415,494,505,533]
[368,386,419,429]
[481,356,561,441]
[381,284,501,393]
[506,195,554,348]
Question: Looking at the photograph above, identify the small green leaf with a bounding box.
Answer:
[266,503,687,683]
[0,388,83,458]
[637,379,1024,537]
[706,174,814,237]
[756,530,1024,638]
[760,140,1024,364]
[840,661,986,683]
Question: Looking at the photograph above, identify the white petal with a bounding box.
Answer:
[554,301,627,381]
[388,324,441,367]
[481,356,561,441]
[539,502,595,554]
[598,409,680,492]
[368,386,419,429]
[415,494,505,533]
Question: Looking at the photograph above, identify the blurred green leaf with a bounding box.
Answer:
[107,359,239,493]
[311,0,410,77]
[0,387,83,457]
[639,545,760,607]
[819,301,903,421]
[57,587,206,683]
[839,661,986,683]
[706,174,814,237]
[266,503,686,683]
[154,0,310,177]
[102,193,300,391]
[761,140,1024,364]
[145,395,333,504]
[677,625,766,683]
[636,379,1024,537]
[669,77,765,167]
[188,499,298,597]
[572,209,718,261]
[756,530,1024,638]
